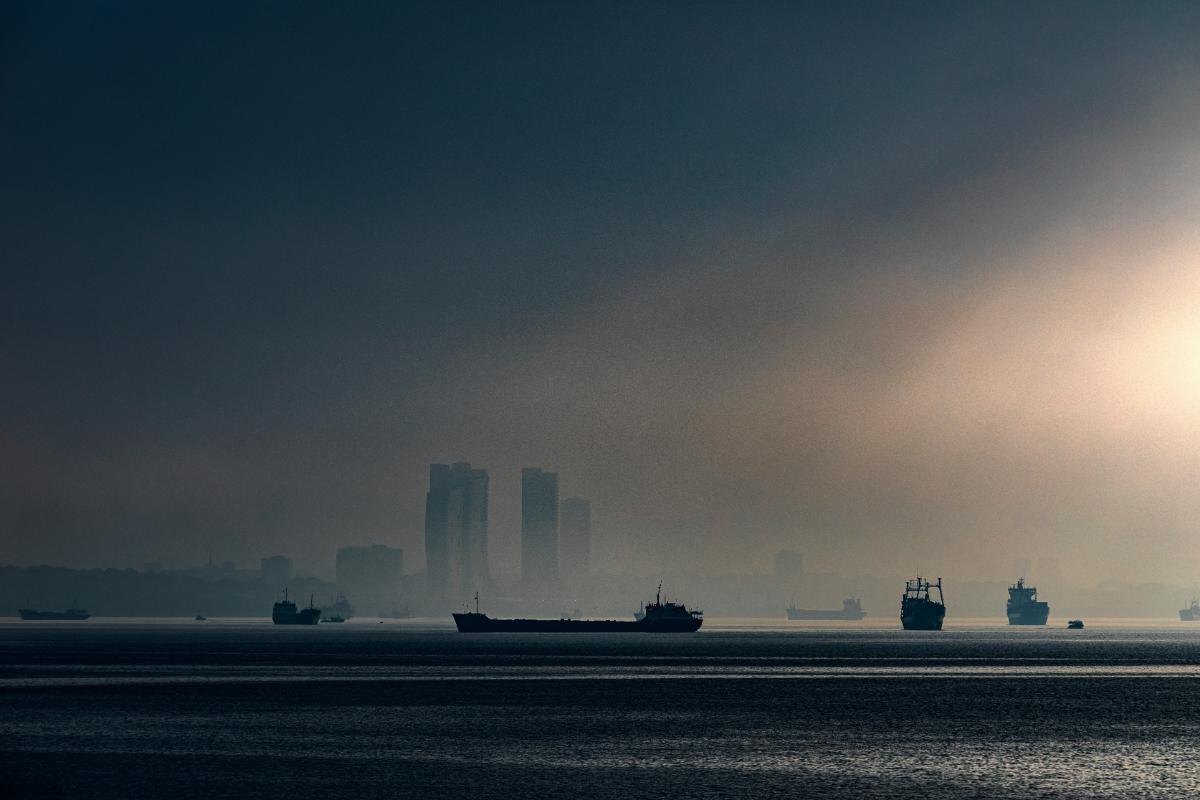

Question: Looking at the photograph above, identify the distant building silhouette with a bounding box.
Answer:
[336,545,404,599]
[522,467,559,588]
[424,463,490,600]
[559,497,591,580]
[260,555,293,588]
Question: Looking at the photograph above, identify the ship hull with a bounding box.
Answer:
[1007,602,1049,625]
[787,608,866,620]
[18,609,90,621]
[1181,610,1198,621]
[453,613,701,633]
[272,609,321,625]
[900,600,945,631]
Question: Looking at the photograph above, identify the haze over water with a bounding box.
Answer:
[6,2,1200,585]
[7,3,1200,798]
[4,620,1200,799]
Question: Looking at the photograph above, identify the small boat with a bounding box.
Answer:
[1067,619,1084,629]
[322,615,346,623]
[194,615,207,621]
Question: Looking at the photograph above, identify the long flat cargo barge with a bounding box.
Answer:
[453,586,702,633]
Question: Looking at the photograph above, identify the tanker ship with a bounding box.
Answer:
[454,585,702,633]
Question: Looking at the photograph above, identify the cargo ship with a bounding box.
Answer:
[322,593,355,622]
[18,606,90,621]
[787,597,866,620]
[1180,599,1200,621]
[454,586,702,633]
[900,576,946,630]
[1006,578,1049,625]
[272,590,321,625]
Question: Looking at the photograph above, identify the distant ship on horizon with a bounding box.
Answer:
[272,589,320,625]
[900,577,945,630]
[787,597,866,620]
[1006,578,1049,625]
[322,593,354,622]
[381,605,412,619]
[455,585,702,633]
[18,605,90,621]
[1180,599,1200,621]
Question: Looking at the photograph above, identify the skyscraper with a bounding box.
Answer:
[424,463,489,599]
[521,467,559,588]
[559,497,591,581]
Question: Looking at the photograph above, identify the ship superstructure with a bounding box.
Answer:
[900,577,946,630]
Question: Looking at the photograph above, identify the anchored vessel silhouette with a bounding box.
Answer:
[787,597,866,620]
[1006,578,1049,625]
[900,577,946,630]
[271,589,321,625]
[322,593,355,622]
[1180,599,1200,621]
[454,585,702,632]
[18,605,90,621]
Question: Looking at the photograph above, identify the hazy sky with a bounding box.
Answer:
[4,1,1200,582]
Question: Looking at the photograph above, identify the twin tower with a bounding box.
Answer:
[423,462,591,600]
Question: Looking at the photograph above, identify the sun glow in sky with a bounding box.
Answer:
[5,2,1200,582]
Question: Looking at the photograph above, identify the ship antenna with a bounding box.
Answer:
[475,591,480,614]
[657,582,662,605]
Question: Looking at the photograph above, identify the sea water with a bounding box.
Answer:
[2,619,1199,799]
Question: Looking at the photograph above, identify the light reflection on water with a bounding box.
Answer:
[2,626,1200,798]
[8,661,1200,688]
